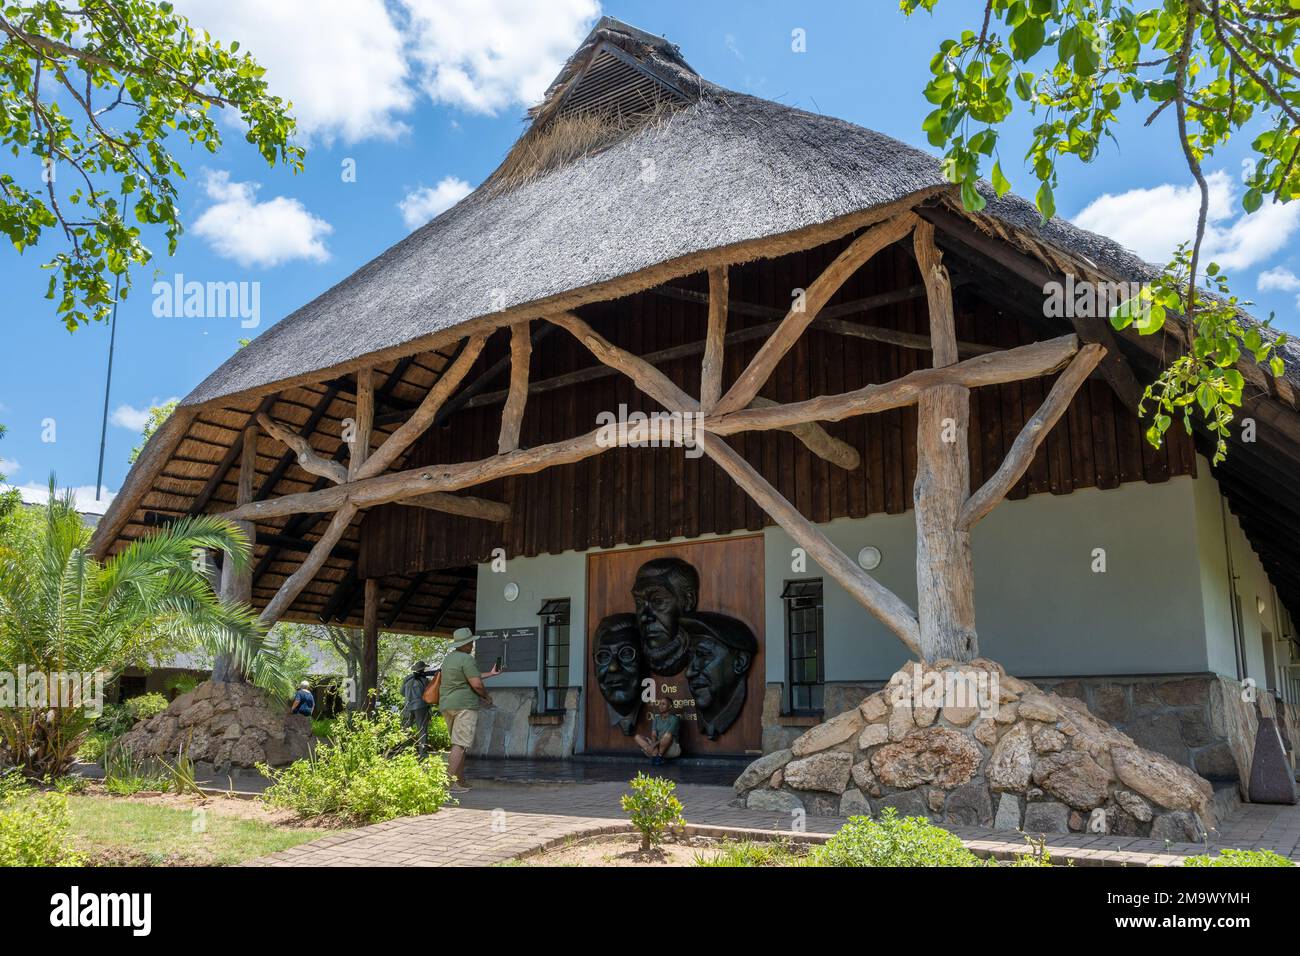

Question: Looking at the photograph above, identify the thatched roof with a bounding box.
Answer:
[90,16,1300,631]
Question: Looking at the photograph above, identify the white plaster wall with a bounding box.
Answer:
[763,477,1213,681]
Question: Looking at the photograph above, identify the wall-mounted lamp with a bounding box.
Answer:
[504,582,520,602]
[857,546,882,571]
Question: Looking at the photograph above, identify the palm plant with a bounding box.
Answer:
[0,482,292,777]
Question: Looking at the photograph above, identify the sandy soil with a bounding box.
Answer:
[518,833,801,867]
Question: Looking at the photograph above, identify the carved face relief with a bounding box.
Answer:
[592,614,644,717]
[685,615,757,739]
[631,558,698,675]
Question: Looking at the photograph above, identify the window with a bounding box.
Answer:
[781,580,824,715]
[538,599,571,713]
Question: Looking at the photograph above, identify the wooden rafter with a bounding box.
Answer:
[712,212,919,416]
[257,412,348,484]
[700,266,728,410]
[497,322,532,454]
[349,367,374,479]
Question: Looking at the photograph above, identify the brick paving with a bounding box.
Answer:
[244,778,1300,868]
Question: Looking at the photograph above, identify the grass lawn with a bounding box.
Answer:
[66,794,340,866]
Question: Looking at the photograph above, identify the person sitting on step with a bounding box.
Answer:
[635,696,681,766]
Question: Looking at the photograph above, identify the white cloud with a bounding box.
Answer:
[11,483,116,515]
[401,0,600,114]
[172,0,600,141]
[1258,266,1300,293]
[398,177,473,230]
[0,458,18,476]
[172,0,415,143]
[110,398,179,432]
[193,171,332,268]
[1073,170,1300,272]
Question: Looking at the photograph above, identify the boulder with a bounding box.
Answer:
[1031,751,1110,810]
[944,782,992,826]
[993,793,1021,830]
[839,788,872,816]
[1112,746,1213,820]
[115,680,312,771]
[988,723,1034,792]
[784,752,853,793]
[747,789,803,812]
[1023,801,1070,834]
[792,709,862,756]
[871,727,981,790]
[734,748,793,794]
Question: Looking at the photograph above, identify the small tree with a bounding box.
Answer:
[620,773,686,851]
[0,480,291,776]
[901,0,1294,462]
[0,0,304,331]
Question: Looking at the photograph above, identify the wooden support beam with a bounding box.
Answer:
[349,367,374,479]
[700,266,728,410]
[750,397,860,471]
[713,212,918,416]
[355,334,488,481]
[362,577,380,705]
[959,344,1107,530]
[257,412,348,484]
[704,436,921,654]
[911,220,977,662]
[214,424,259,683]
[498,322,531,454]
[253,383,344,501]
[397,492,511,522]
[224,418,688,523]
[547,311,698,412]
[429,324,555,428]
[259,503,358,625]
[430,577,471,631]
[705,335,1081,437]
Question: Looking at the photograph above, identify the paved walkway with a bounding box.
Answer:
[245,779,1300,868]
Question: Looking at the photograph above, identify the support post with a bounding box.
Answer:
[498,322,531,454]
[912,221,977,662]
[214,424,258,683]
[350,367,374,479]
[362,577,379,708]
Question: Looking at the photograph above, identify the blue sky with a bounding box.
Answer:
[1,0,1296,512]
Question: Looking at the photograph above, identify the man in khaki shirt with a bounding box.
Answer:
[440,628,501,792]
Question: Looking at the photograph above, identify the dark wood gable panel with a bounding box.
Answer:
[358,240,1195,580]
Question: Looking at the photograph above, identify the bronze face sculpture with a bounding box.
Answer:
[592,613,644,736]
[631,557,698,675]
[685,614,758,740]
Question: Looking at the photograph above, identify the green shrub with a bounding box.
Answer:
[76,730,115,764]
[259,707,451,823]
[0,792,83,866]
[102,749,170,795]
[1183,848,1294,867]
[94,703,134,738]
[125,693,169,723]
[696,839,804,867]
[808,809,985,867]
[620,773,685,851]
[428,713,451,752]
[0,768,30,800]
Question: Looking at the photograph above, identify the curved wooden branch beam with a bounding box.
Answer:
[958,344,1107,531]
[259,503,358,625]
[257,413,348,485]
[750,397,859,471]
[700,266,728,410]
[222,418,686,523]
[703,436,921,654]
[399,492,511,523]
[497,322,531,454]
[705,335,1081,436]
[349,367,374,479]
[712,212,919,416]
[547,311,698,412]
[354,333,488,481]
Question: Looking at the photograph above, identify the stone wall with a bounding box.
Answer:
[739,660,1218,839]
[762,673,1276,788]
[469,687,581,758]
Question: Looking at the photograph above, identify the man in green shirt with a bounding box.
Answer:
[440,628,501,792]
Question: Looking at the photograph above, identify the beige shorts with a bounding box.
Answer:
[443,708,478,749]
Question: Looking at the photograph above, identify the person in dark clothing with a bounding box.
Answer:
[289,681,315,718]
[400,661,438,757]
